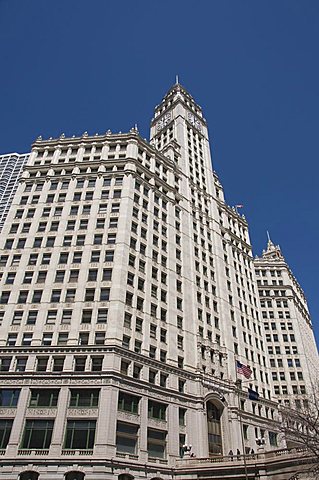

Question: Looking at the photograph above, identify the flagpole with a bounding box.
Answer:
[235,363,249,480]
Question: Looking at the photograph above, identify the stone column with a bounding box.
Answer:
[50,386,69,455]
[139,396,148,462]
[94,385,118,457]
[6,386,29,456]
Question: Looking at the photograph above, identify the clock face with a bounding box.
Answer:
[156,112,172,131]
[187,112,202,131]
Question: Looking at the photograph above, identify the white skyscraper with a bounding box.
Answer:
[0,83,317,480]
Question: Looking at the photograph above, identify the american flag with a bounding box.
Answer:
[236,361,252,379]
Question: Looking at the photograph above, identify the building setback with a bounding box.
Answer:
[0,83,317,480]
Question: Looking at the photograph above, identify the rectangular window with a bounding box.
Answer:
[69,389,100,407]
[0,357,11,372]
[36,357,49,372]
[53,357,65,372]
[74,357,86,371]
[29,389,59,407]
[147,428,166,459]
[0,389,20,407]
[42,333,53,346]
[116,421,138,454]
[118,392,140,414]
[64,420,96,450]
[148,400,167,421]
[97,309,108,323]
[21,420,54,449]
[0,420,13,449]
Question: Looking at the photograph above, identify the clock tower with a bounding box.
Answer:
[150,81,215,197]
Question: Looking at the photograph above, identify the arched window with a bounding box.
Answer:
[206,401,223,456]
[118,475,134,480]
[19,472,39,480]
[65,472,85,480]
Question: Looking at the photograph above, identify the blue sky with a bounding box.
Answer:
[1,0,319,342]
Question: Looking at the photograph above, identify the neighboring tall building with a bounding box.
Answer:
[254,238,319,414]
[0,153,29,231]
[0,83,317,480]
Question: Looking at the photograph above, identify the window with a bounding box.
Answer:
[85,289,95,302]
[147,429,166,458]
[91,356,103,371]
[55,271,65,283]
[269,431,278,447]
[107,233,116,244]
[30,389,59,407]
[12,311,23,325]
[36,357,48,372]
[7,334,17,346]
[18,291,28,304]
[65,289,76,302]
[0,357,11,372]
[37,271,47,283]
[0,420,13,449]
[42,253,51,265]
[72,252,82,264]
[22,334,33,346]
[179,408,186,426]
[97,309,108,323]
[42,333,53,346]
[5,272,16,284]
[118,392,140,414]
[116,422,138,454]
[148,401,167,421]
[0,291,10,304]
[105,250,114,262]
[51,290,61,302]
[74,357,86,371]
[21,420,54,449]
[90,251,100,262]
[100,288,110,301]
[88,269,98,282]
[0,389,20,407]
[27,311,38,325]
[59,252,69,263]
[32,290,43,303]
[76,235,85,246]
[53,357,65,372]
[64,420,96,450]
[58,333,69,345]
[61,310,72,324]
[102,269,112,281]
[94,332,105,345]
[76,335,88,352]
[70,389,99,407]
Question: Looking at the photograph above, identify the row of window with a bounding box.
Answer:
[10,214,119,234]
[24,176,123,192]
[0,356,186,388]
[0,307,108,326]
[272,371,304,381]
[0,388,184,422]
[0,287,111,304]
[269,358,301,368]
[14,201,121,220]
[265,333,296,343]
[0,249,114,268]
[3,267,113,286]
